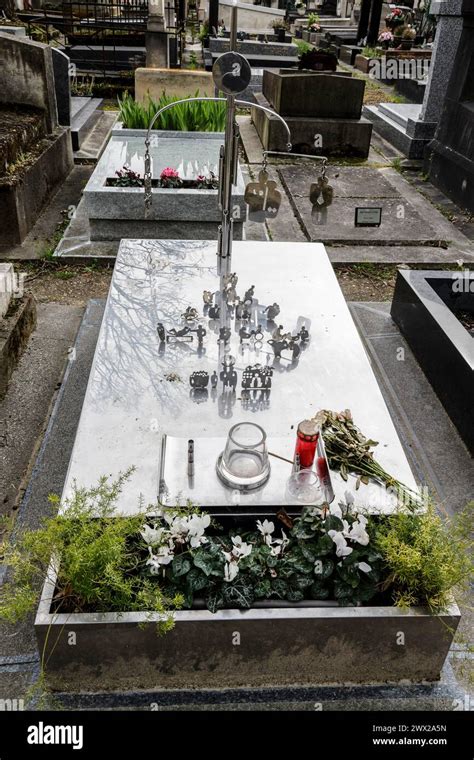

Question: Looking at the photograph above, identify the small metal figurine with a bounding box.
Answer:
[223,272,238,291]
[182,306,199,323]
[236,301,251,321]
[220,355,238,391]
[241,363,273,390]
[189,370,209,389]
[167,326,193,342]
[272,324,290,341]
[243,285,255,305]
[203,290,214,305]
[210,370,218,389]
[218,326,231,344]
[244,170,281,223]
[225,286,239,307]
[195,324,206,345]
[264,303,280,321]
[299,324,310,343]
[239,324,264,346]
[288,337,301,362]
[267,337,288,360]
[208,304,220,320]
[157,322,166,343]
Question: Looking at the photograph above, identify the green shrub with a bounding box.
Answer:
[118,92,226,132]
[0,471,182,632]
[375,502,473,611]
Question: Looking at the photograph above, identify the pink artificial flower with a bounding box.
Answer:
[160,167,180,179]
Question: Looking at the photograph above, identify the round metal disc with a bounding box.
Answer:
[212,51,252,95]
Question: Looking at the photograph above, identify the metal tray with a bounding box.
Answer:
[158,433,335,517]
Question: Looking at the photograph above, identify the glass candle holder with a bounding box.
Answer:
[217,422,270,491]
[287,469,323,504]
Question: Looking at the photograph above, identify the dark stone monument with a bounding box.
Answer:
[252,69,373,157]
[51,48,71,127]
[427,0,474,213]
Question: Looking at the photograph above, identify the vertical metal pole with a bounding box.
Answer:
[217,2,239,376]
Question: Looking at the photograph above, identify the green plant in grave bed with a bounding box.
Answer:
[118,92,226,132]
[0,469,183,631]
[375,501,473,611]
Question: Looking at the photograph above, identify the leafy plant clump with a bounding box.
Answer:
[108,165,144,187]
[0,471,182,632]
[141,495,383,612]
[118,92,226,132]
[375,502,473,611]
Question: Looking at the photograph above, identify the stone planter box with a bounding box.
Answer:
[83,130,246,242]
[391,269,474,454]
[339,44,362,65]
[35,559,460,691]
[262,69,363,119]
[354,53,382,74]
[0,128,73,247]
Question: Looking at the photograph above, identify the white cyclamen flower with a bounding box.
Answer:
[358,562,372,573]
[224,561,239,582]
[348,514,369,546]
[140,524,165,546]
[257,519,275,537]
[328,529,353,557]
[146,545,173,573]
[231,535,252,559]
[187,513,210,547]
[270,529,289,557]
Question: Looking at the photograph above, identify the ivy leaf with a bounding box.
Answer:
[316,534,334,556]
[324,515,343,532]
[294,575,313,590]
[222,578,254,608]
[271,579,288,598]
[286,588,304,602]
[310,581,330,600]
[299,542,317,563]
[313,558,334,579]
[186,567,208,592]
[193,550,217,577]
[254,578,272,599]
[205,586,224,613]
[172,554,191,578]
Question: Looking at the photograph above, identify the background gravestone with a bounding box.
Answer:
[51,48,72,127]
[0,32,58,132]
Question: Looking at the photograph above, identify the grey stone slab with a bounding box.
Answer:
[349,302,474,516]
[290,196,445,245]
[0,303,84,517]
[73,111,117,163]
[363,105,428,160]
[379,103,422,129]
[279,166,400,199]
[326,245,474,264]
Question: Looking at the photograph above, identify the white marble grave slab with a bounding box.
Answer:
[61,239,418,514]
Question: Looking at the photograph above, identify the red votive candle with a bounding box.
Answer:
[294,420,320,469]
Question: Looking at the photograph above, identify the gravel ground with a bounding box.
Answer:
[19,263,401,304]
[22,264,114,306]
